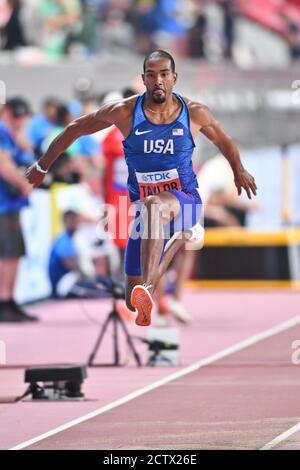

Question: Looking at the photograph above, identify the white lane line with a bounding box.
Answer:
[10,314,300,450]
[260,421,300,450]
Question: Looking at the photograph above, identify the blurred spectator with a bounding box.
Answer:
[42,103,100,183]
[156,153,259,326]
[19,0,43,48]
[287,22,300,60]
[40,0,82,58]
[0,0,27,50]
[281,11,300,61]
[67,92,101,171]
[49,209,81,297]
[199,154,257,228]
[42,103,82,183]
[101,88,136,279]
[188,0,207,58]
[1,0,298,64]
[49,209,115,298]
[65,0,98,54]
[220,0,235,60]
[167,248,196,322]
[155,247,195,326]
[101,3,134,54]
[132,0,158,54]
[27,97,59,158]
[151,0,191,56]
[0,97,38,322]
[67,95,103,186]
[49,209,95,297]
[0,0,44,51]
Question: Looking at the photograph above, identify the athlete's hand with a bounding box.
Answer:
[234,169,257,199]
[25,163,46,188]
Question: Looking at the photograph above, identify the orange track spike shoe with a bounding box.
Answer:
[131,284,154,327]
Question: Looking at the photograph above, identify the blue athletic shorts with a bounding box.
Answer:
[124,189,202,276]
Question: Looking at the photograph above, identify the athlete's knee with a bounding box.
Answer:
[143,195,170,222]
[143,195,161,210]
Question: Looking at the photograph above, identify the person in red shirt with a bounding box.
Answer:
[102,124,130,253]
[101,89,136,321]
[101,88,136,264]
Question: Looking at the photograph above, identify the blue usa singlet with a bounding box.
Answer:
[123,92,200,202]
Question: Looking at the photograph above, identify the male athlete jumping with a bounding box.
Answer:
[26,50,257,327]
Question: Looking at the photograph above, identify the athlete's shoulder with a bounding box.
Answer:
[181,96,214,127]
[96,95,139,125]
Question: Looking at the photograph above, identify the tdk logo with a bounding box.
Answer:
[144,139,174,154]
[142,172,171,182]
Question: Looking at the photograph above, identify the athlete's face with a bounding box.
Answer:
[142,58,177,104]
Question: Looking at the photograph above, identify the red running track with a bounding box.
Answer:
[1,289,300,450]
[23,323,300,450]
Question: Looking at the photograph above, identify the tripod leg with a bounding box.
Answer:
[113,311,120,366]
[87,311,114,366]
[117,314,142,366]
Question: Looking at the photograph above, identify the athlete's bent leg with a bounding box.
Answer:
[125,235,189,324]
[140,192,181,292]
[130,192,181,326]
[128,191,201,326]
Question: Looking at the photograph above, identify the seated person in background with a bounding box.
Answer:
[48,209,122,301]
[199,154,259,228]
[101,88,136,281]
[155,154,259,326]
[49,210,82,297]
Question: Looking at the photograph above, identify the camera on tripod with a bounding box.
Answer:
[87,275,142,367]
[95,275,125,300]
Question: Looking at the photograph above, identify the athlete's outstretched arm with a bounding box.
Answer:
[190,103,257,199]
[26,100,129,188]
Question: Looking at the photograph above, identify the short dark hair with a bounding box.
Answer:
[43,97,59,108]
[63,210,78,220]
[143,50,176,73]
[5,97,31,118]
[55,104,70,126]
